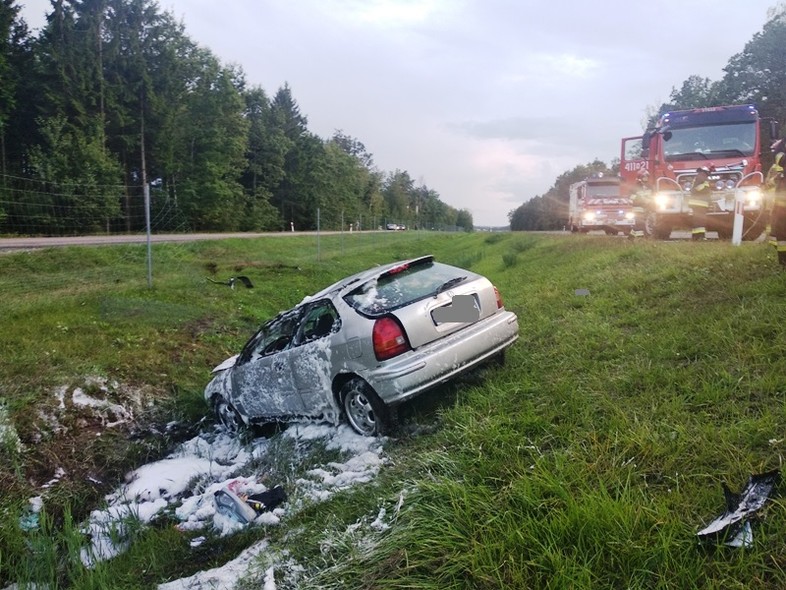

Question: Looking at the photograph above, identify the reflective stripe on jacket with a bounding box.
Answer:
[689,180,711,208]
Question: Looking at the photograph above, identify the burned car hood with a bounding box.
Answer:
[212,354,239,373]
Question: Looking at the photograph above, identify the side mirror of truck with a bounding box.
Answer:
[770,120,780,140]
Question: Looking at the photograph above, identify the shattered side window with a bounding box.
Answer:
[293,301,340,345]
[237,310,300,364]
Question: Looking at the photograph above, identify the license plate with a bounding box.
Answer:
[431,294,480,325]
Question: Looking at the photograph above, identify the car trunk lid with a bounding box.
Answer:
[391,276,499,348]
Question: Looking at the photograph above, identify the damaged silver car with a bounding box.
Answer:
[205,255,519,436]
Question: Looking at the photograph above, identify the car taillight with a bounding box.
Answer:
[372,316,411,361]
[494,286,504,309]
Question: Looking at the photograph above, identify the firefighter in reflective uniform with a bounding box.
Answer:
[689,166,712,241]
[765,139,786,267]
[629,169,651,239]
[765,139,784,248]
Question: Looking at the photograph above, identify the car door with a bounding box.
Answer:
[288,300,342,417]
[229,310,305,419]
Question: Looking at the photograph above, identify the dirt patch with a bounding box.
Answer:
[5,376,187,520]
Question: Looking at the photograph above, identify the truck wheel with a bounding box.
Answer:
[644,212,656,238]
[645,212,671,239]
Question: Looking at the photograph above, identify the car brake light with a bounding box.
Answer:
[386,262,410,275]
[372,316,411,361]
[494,286,504,309]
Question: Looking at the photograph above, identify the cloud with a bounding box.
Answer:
[344,0,446,27]
[505,53,602,83]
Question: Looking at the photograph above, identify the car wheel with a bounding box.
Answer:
[213,395,245,434]
[341,379,386,436]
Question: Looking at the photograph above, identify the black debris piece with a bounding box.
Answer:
[697,469,780,547]
[206,276,254,289]
[246,485,287,514]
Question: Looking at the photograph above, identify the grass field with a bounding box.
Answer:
[2,230,786,589]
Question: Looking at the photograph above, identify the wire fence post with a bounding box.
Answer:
[317,207,321,262]
[144,182,152,288]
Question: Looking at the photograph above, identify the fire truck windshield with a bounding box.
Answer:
[586,183,620,197]
[662,122,756,161]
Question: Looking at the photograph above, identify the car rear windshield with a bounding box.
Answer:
[343,261,469,316]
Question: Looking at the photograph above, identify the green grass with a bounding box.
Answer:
[2,231,786,588]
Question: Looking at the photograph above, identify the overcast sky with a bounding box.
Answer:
[18,0,782,226]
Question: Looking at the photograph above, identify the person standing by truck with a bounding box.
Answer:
[629,169,652,239]
[765,139,786,267]
[689,167,712,241]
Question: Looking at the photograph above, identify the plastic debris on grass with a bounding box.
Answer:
[78,423,385,567]
[696,469,780,548]
[214,483,287,524]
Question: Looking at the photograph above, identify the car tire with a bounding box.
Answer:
[212,395,245,434]
[340,379,387,437]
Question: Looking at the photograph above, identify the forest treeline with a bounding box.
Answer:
[0,0,473,235]
[509,4,786,231]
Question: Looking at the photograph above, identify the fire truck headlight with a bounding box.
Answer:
[715,180,725,190]
[625,212,635,220]
[654,193,670,210]
[746,189,762,206]
[726,180,736,190]
[583,211,595,221]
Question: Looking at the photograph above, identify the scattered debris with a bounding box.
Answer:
[42,467,66,489]
[245,485,287,514]
[574,288,590,296]
[19,496,43,532]
[206,276,254,289]
[78,424,383,567]
[213,480,287,524]
[215,488,258,524]
[697,469,780,547]
[189,536,206,548]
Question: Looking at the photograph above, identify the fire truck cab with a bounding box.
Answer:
[620,104,779,239]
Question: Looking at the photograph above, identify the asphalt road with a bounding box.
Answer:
[0,231,351,251]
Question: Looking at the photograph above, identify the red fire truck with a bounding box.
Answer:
[619,104,779,239]
[568,175,635,235]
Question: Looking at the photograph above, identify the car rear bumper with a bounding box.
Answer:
[363,310,519,406]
